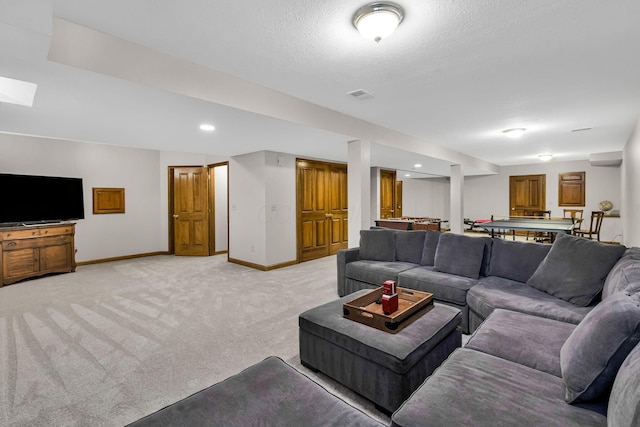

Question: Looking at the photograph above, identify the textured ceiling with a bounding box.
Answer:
[1,0,640,176]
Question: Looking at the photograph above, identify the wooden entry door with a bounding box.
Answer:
[395,180,403,218]
[380,170,397,219]
[297,160,348,262]
[509,174,546,217]
[173,166,209,256]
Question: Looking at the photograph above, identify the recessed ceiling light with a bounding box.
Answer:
[404,173,411,177]
[502,128,526,138]
[414,163,422,168]
[538,154,553,161]
[199,123,215,132]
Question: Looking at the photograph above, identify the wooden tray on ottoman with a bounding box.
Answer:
[343,287,434,334]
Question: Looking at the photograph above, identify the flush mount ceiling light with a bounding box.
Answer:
[538,154,554,162]
[502,128,526,138]
[413,163,422,168]
[353,2,404,43]
[199,123,215,132]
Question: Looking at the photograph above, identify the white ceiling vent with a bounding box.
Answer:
[347,89,374,100]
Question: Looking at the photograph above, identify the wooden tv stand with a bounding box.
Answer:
[0,223,76,286]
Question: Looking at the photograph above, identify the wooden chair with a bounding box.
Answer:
[574,211,605,241]
[524,210,551,242]
[563,209,584,232]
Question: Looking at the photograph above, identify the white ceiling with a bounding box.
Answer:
[1,0,639,177]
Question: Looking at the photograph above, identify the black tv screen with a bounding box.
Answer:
[0,173,85,225]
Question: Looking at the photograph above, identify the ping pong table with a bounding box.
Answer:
[479,217,576,242]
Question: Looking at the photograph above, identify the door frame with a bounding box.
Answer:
[207,161,229,256]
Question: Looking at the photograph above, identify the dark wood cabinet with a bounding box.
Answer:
[559,171,585,207]
[0,223,76,286]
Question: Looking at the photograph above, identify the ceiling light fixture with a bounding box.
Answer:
[199,123,215,132]
[414,163,422,168]
[538,154,553,162]
[353,2,404,43]
[502,128,526,138]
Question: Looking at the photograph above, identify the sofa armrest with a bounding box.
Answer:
[337,247,360,297]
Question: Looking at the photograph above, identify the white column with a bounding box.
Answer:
[449,164,464,234]
[348,140,371,247]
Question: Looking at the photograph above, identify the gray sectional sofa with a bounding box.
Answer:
[337,229,627,334]
[130,229,640,426]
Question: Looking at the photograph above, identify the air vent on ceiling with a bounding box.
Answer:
[347,89,374,100]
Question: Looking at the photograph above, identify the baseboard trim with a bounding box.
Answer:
[228,257,298,271]
[77,251,170,266]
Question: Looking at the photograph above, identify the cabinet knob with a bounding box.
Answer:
[172,214,179,219]
[8,242,16,247]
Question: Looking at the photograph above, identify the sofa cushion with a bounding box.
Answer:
[560,291,640,403]
[434,233,485,279]
[487,238,551,283]
[467,276,593,325]
[390,348,607,427]
[526,233,626,307]
[608,341,640,427]
[466,309,575,377]
[345,260,417,286]
[418,230,441,266]
[395,230,426,264]
[398,266,477,305]
[603,248,640,299]
[359,229,396,261]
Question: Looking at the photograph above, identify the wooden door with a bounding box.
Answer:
[173,166,209,256]
[380,169,396,219]
[395,181,403,218]
[297,160,348,262]
[509,174,546,217]
[328,164,348,255]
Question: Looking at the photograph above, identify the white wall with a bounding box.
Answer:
[228,151,297,267]
[399,177,450,221]
[464,159,622,242]
[0,133,163,261]
[622,117,640,246]
[264,152,296,265]
[214,164,228,252]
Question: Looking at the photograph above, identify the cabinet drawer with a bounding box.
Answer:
[0,229,42,239]
[39,226,73,237]
[2,235,71,250]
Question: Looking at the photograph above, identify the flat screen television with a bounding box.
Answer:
[0,173,85,226]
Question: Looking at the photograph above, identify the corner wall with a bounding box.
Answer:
[622,118,640,246]
[0,133,163,261]
[228,151,296,267]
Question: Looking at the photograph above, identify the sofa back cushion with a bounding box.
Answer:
[434,233,485,279]
[526,233,627,307]
[560,291,640,403]
[419,230,441,266]
[487,239,551,283]
[603,247,640,299]
[359,229,396,261]
[395,230,426,264]
[608,341,640,427]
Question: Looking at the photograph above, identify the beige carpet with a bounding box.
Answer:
[0,254,390,426]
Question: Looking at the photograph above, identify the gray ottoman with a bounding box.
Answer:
[127,356,384,427]
[299,290,461,413]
